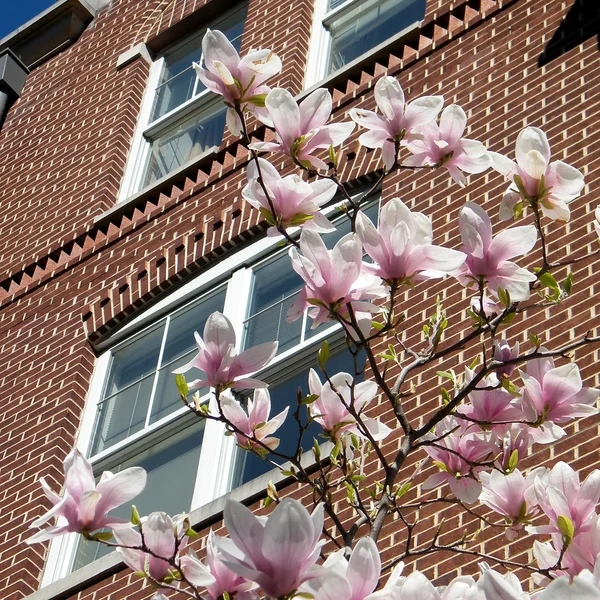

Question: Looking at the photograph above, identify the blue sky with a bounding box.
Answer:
[0,1,58,39]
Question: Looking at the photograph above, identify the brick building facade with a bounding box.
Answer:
[0,0,599,599]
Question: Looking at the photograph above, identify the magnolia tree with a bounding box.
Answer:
[27,28,600,600]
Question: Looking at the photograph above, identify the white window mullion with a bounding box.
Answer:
[305,0,330,88]
[118,56,165,201]
[144,317,170,427]
[192,268,254,505]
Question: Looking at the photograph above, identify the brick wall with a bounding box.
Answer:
[0,0,599,598]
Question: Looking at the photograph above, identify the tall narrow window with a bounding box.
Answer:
[120,4,247,198]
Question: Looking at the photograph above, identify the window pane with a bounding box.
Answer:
[237,347,364,483]
[72,421,205,570]
[162,289,226,365]
[153,67,198,122]
[244,253,305,354]
[91,375,154,455]
[150,5,248,122]
[149,289,226,423]
[104,325,164,397]
[327,0,425,74]
[143,102,227,187]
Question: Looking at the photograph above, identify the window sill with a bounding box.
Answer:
[27,442,332,600]
[93,144,220,230]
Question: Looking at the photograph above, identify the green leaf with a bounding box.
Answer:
[395,482,412,498]
[501,378,519,396]
[437,370,454,381]
[313,439,321,461]
[259,207,277,226]
[264,495,273,508]
[433,460,449,473]
[563,272,573,296]
[318,340,330,370]
[538,271,559,292]
[372,320,385,331]
[513,200,524,220]
[508,449,519,472]
[497,286,510,307]
[131,505,142,527]
[175,374,189,399]
[423,324,430,335]
[186,527,199,538]
[557,515,575,543]
[247,93,268,107]
[330,443,341,462]
[302,394,319,405]
[440,387,450,404]
[92,531,114,542]
[328,145,337,169]
[513,174,527,197]
[289,213,315,226]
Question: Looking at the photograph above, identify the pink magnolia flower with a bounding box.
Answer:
[517,356,599,443]
[527,462,600,538]
[250,88,354,170]
[194,29,282,136]
[479,468,543,539]
[454,202,537,301]
[27,449,146,544]
[534,515,600,578]
[217,498,325,598]
[350,76,444,171]
[287,230,387,336]
[457,369,523,432]
[537,571,600,600]
[470,291,502,318]
[494,424,531,472]
[113,513,214,585]
[220,389,289,451]
[493,339,520,377]
[202,532,258,600]
[594,206,600,238]
[423,418,492,504]
[243,157,336,236]
[303,537,398,600]
[308,370,391,442]
[490,127,585,222]
[355,198,466,284]
[173,312,277,391]
[477,567,529,600]
[404,104,492,186]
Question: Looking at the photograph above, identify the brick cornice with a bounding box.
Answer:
[0,0,516,313]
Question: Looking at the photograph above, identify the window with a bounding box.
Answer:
[41,196,379,584]
[305,0,425,87]
[119,4,247,199]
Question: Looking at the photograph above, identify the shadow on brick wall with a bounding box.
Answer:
[538,0,600,67]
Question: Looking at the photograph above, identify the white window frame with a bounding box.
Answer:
[305,0,424,88]
[42,194,379,586]
[118,5,246,201]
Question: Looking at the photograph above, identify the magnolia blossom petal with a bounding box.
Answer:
[95,467,147,517]
[299,88,332,132]
[515,127,551,166]
[438,104,467,146]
